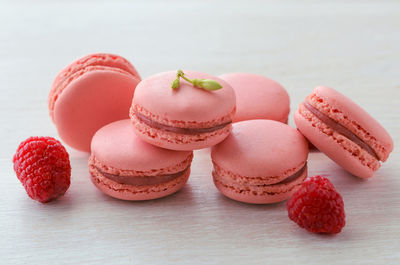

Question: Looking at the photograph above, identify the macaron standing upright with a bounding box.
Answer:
[211,120,309,204]
[219,73,290,123]
[130,70,236,151]
[49,53,141,152]
[89,120,193,200]
[294,86,393,178]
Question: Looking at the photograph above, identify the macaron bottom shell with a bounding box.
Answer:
[212,164,308,204]
[89,162,191,201]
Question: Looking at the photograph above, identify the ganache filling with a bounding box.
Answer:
[304,102,379,159]
[97,166,189,186]
[214,163,307,186]
[134,111,231,135]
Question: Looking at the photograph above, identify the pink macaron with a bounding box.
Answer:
[49,53,141,152]
[130,70,236,151]
[211,120,309,204]
[219,73,290,123]
[294,86,393,179]
[89,119,193,200]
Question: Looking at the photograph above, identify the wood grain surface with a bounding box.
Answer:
[1,1,399,264]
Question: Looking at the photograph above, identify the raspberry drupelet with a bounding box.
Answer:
[13,136,71,203]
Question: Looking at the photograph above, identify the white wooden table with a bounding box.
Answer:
[1,1,399,264]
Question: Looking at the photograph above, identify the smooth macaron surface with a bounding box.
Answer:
[49,53,141,152]
[294,86,393,178]
[89,120,193,201]
[211,120,309,204]
[219,73,290,123]
[91,120,192,171]
[130,70,236,151]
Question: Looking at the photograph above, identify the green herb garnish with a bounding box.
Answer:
[171,69,222,91]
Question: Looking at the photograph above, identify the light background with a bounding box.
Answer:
[1,1,399,264]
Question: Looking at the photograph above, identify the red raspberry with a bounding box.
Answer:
[13,136,71,203]
[287,176,345,234]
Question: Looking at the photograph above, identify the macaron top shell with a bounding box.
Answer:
[309,86,393,161]
[133,70,236,123]
[219,73,290,123]
[91,120,192,171]
[212,120,308,179]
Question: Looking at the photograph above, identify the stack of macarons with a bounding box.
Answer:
[49,53,393,203]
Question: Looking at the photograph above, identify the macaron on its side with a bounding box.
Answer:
[49,53,141,152]
[219,73,290,123]
[211,120,309,204]
[49,53,140,122]
[89,120,193,200]
[294,86,393,178]
[130,70,236,151]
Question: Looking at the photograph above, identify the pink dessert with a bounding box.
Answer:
[89,120,193,200]
[48,53,141,152]
[219,73,290,123]
[211,120,309,204]
[130,70,236,151]
[294,86,393,178]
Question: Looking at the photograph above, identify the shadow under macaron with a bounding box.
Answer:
[93,182,196,209]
